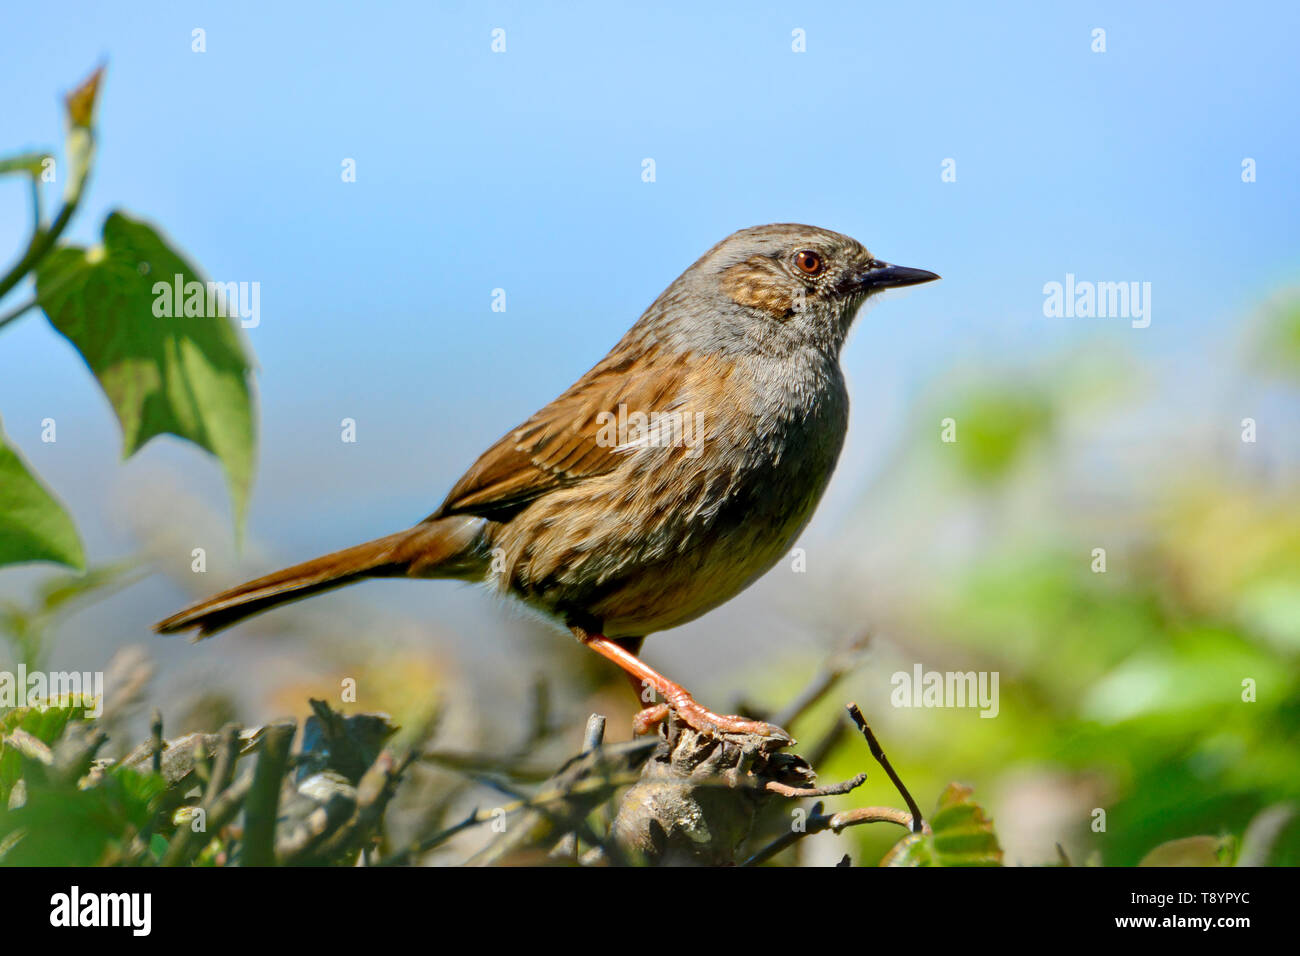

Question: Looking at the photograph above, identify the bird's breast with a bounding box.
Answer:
[492,348,850,636]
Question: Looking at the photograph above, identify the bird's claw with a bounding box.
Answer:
[634,697,793,746]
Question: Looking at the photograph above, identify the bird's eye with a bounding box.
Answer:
[794,250,825,276]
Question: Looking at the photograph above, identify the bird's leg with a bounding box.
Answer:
[606,636,659,708]
[573,627,792,743]
[605,636,673,733]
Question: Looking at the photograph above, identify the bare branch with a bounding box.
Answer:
[764,772,867,799]
[846,703,924,833]
[241,720,295,866]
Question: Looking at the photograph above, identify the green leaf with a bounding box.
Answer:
[35,211,256,532]
[0,152,52,178]
[0,419,84,570]
[0,698,93,742]
[0,698,95,804]
[0,765,167,866]
[881,783,1004,866]
[1139,835,1235,867]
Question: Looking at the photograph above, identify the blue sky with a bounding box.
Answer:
[0,2,1297,682]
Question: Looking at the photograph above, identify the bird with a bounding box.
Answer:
[155,224,939,741]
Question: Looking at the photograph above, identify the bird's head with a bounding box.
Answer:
[648,223,939,359]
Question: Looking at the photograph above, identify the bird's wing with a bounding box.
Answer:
[430,343,709,522]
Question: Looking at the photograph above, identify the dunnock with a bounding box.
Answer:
[156,224,939,740]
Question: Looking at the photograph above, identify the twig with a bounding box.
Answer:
[580,713,606,754]
[190,735,211,789]
[764,772,867,799]
[826,805,917,830]
[806,718,849,772]
[420,679,567,784]
[378,766,646,865]
[380,807,486,865]
[0,297,37,332]
[150,709,163,775]
[742,799,824,868]
[551,715,608,860]
[741,801,916,867]
[161,770,254,867]
[419,749,558,783]
[204,724,242,805]
[241,720,295,866]
[0,69,100,304]
[846,703,924,833]
[306,747,418,863]
[739,706,925,866]
[469,772,612,865]
[3,728,53,766]
[403,733,652,866]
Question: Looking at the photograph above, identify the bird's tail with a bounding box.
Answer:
[153,516,487,638]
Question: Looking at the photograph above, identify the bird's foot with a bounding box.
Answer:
[634,695,793,745]
[571,628,793,745]
[632,703,670,736]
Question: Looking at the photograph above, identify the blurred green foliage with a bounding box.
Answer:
[1254,295,1300,382]
[0,562,138,670]
[0,698,170,866]
[0,67,256,573]
[811,296,1300,867]
[947,386,1054,485]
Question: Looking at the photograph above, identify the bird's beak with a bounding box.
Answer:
[853,260,941,292]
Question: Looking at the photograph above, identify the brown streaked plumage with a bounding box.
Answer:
[155,224,939,740]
